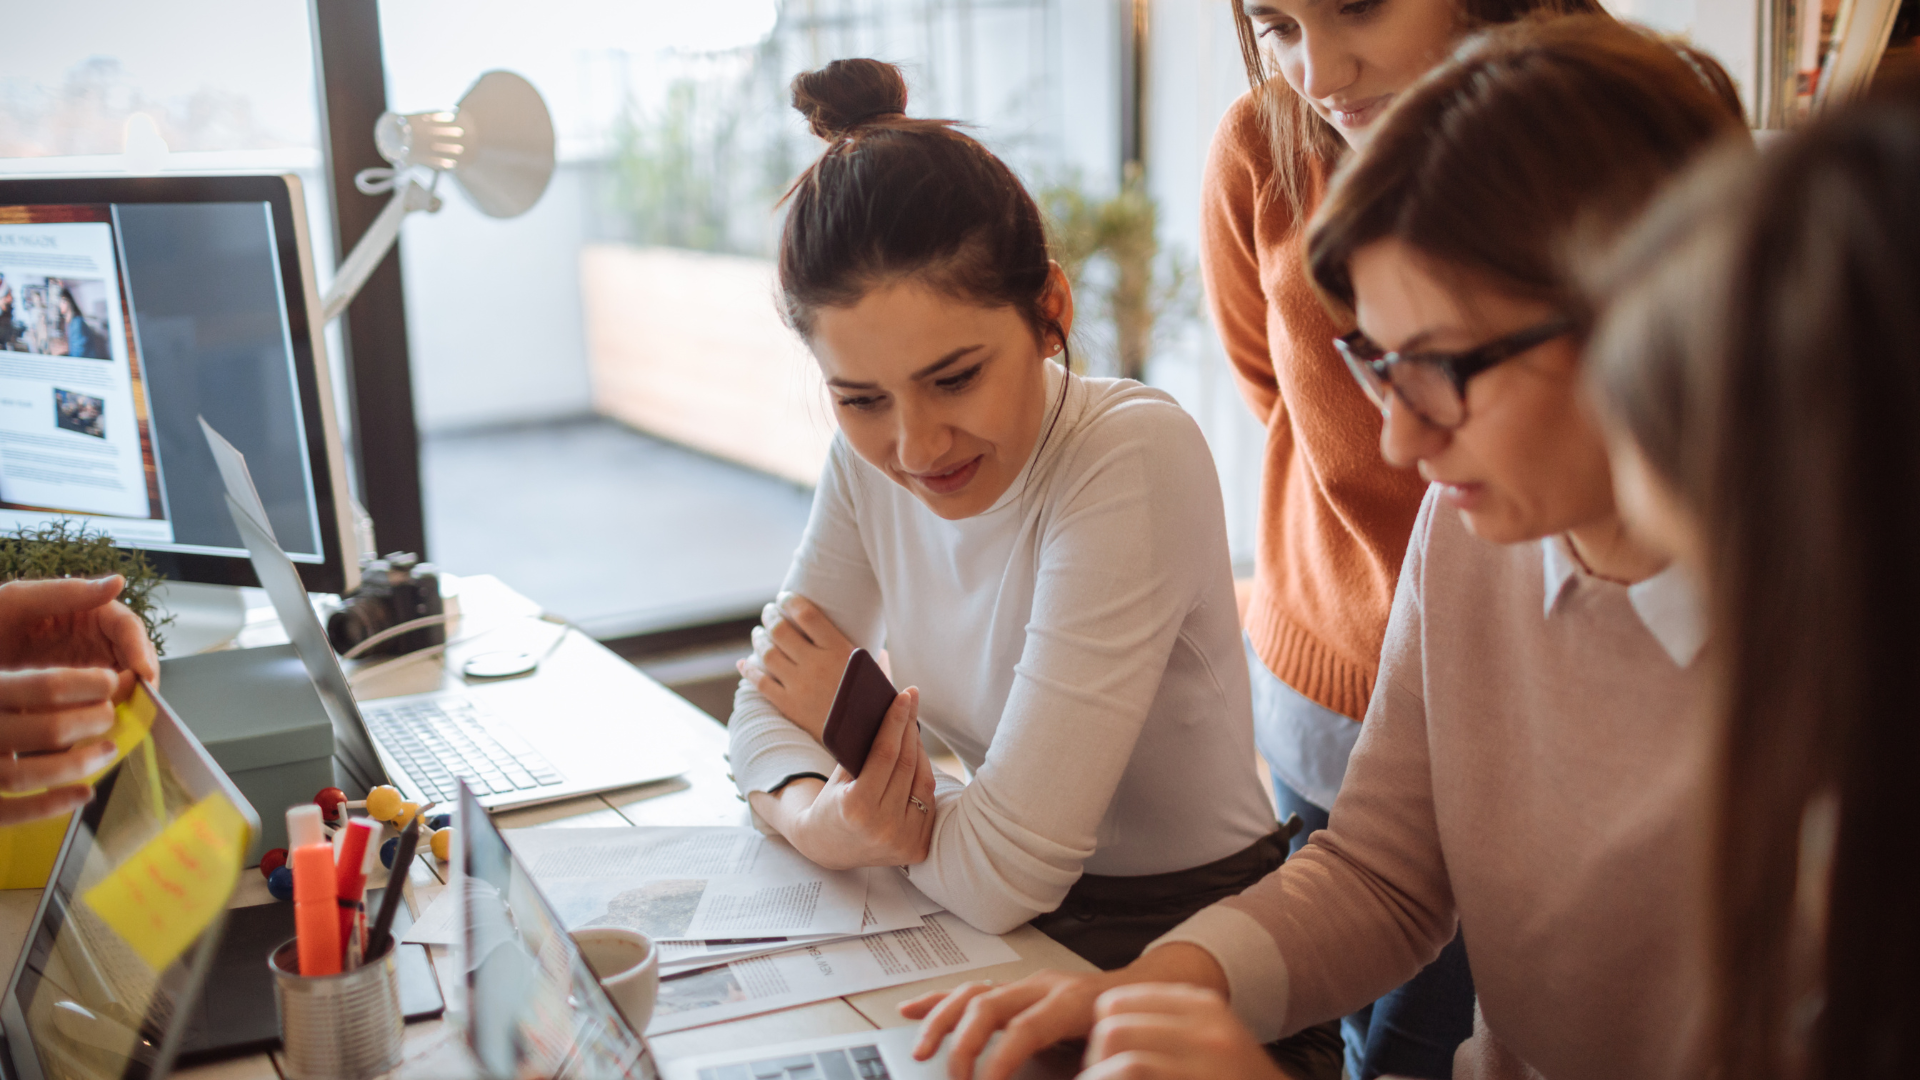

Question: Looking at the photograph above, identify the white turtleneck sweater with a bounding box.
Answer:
[727,362,1277,934]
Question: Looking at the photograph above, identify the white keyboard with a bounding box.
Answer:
[361,696,565,802]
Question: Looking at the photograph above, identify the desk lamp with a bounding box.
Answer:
[320,70,555,323]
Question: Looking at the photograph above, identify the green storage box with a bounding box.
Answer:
[158,644,338,864]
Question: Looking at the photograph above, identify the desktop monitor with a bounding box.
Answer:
[0,175,359,594]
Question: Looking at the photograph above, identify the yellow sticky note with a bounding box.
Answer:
[81,792,247,972]
[0,684,161,890]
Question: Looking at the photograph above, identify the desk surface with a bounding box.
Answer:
[0,575,1092,1079]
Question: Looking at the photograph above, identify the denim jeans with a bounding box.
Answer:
[1271,777,1475,1080]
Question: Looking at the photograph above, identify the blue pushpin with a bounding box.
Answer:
[267,866,295,902]
[381,836,400,869]
[426,812,451,831]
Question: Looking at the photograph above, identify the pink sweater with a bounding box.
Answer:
[1157,489,1715,1080]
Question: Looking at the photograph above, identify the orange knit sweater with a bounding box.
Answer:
[1201,92,1430,721]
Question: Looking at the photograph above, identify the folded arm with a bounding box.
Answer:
[727,440,887,811]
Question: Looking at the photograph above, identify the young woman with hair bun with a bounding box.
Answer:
[906,19,1747,1080]
[729,58,1282,978]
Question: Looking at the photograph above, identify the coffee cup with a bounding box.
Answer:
[571,927,658,1033]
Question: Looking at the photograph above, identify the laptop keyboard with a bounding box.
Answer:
[361,697,565,803]
[697,1043,890,1080]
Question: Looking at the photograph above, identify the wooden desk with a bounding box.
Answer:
[0,575,1092,1078]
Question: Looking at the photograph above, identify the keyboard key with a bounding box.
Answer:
[816,1050,855,1080]
[364,697,567,796]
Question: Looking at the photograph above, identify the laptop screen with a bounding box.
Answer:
[456,782,658,1080]
[2,683,255,1080]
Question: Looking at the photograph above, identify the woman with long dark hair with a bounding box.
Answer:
[1586,88,1920,1080]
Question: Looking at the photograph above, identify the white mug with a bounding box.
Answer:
[571,927,659,1034]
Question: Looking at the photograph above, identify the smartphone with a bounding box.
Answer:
[821,648,898,777]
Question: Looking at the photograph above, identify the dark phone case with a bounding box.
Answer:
[821,648,897,777]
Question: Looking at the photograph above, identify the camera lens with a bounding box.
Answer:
[328,594,395,654]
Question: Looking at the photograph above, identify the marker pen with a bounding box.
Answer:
[288,805,341,977]
[335,819,374,970]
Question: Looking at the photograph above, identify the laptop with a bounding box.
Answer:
[658,1022,1083,1080]
[203,420,687,810]
[0,681,261,1080]
[455,781,659,1079]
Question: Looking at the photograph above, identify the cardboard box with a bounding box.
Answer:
[158,644,337,863]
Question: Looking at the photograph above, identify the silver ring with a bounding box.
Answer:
[908,796,928,814]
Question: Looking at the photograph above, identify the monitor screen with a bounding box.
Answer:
[0,175,355,593]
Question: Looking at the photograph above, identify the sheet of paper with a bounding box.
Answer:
[901,875,945,916]
[647,913,1019,1034]
[507,827,870,940]
[656,867,925,974]
[403,883,457,946]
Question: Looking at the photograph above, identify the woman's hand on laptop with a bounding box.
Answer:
[1080,984,1290,1080]
[750,686,936,869]
[899,944,1235,1080]
[0,576,159,688]
[738,592,854,740]
[0,667,123,824]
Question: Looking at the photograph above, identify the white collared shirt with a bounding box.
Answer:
[1540,536,1707,667]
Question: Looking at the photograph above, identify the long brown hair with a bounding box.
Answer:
[1588,91,1920,1080]
[1227,0,1608,219]
[1303,16,1744,319]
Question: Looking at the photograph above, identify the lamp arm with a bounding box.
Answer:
[320,177,441,324]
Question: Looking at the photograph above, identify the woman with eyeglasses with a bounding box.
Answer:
[1188,0,1610,1072]
[901,19,1746,1080]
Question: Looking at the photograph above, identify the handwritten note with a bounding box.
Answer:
[81,792,248,971]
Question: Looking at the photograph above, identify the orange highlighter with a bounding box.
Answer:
[287,805,341,977]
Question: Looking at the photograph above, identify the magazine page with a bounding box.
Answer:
[0,212,164,530]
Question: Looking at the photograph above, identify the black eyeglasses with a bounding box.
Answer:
[1334,316,1575,430]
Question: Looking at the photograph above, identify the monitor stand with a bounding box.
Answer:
[154,581,249,657]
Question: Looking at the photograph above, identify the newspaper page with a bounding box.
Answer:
[647,913,1021,1034]
[0,210,167,537]
[507,827,870,940]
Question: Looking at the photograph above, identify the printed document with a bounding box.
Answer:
[647,913,1020,1034]
[656,867,924,974]
[507,827,870,940]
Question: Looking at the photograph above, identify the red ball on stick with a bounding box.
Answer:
[314,787,349,825]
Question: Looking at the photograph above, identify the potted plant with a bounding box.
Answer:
[0,520,172,653]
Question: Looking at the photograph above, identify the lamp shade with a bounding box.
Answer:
[324,70,555,324]
[373,70,555,219]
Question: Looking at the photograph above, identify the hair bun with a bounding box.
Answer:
[791,59,909,139]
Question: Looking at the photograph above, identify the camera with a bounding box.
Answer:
[327,552,446,658]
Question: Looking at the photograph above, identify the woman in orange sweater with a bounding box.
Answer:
[1204,0,1595,1074]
